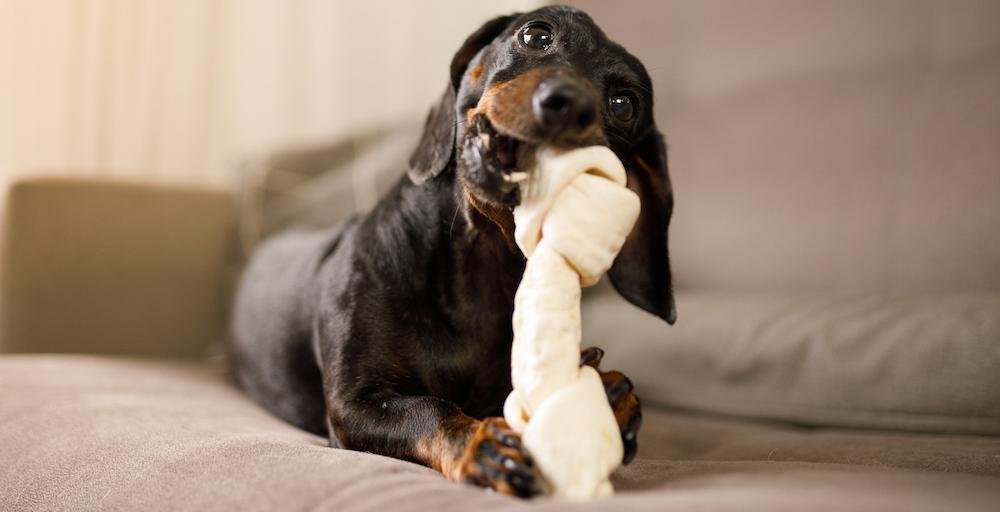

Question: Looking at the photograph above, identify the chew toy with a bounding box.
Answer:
[502,146,641,500]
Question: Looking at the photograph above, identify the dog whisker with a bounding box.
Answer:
[449,203,461,240]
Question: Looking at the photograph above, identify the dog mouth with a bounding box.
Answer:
[475,116,534,187]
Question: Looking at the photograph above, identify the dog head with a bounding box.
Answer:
[408,5,676,324]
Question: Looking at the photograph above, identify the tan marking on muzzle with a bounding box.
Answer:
[473,69,545,138]
[472,68,605,143]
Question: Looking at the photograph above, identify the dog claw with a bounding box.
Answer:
[495,431,522,449]
[622,410,641,464]
[580,346,604,368]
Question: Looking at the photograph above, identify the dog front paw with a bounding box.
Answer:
[602,370,641,464]
[456,417,542,498]
[580,346,642,465]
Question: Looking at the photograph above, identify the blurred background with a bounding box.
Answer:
[1,0,538,186]
[1,0,998,433]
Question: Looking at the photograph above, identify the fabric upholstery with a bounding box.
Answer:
[573,0,1000,292]
[0,175,236,357]
[566,0,1000,435]
[583,286,1000,435]
[3,355,999,511]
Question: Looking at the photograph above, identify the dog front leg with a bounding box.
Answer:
[327,395,542,497]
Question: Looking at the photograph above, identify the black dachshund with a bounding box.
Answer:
[230,5,674,497]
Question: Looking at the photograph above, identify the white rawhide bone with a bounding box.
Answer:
[502,146,640,500]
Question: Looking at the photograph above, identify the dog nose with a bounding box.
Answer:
[532,78,597,139]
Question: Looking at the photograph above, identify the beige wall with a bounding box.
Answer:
[0,0,540,187]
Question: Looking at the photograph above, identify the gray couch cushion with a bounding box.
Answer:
[583,288,1000,435]
[2,355,999,511]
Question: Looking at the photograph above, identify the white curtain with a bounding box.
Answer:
[0,0,540,187]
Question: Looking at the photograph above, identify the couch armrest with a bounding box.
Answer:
[0,174,237,358]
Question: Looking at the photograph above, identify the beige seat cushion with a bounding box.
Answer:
[583,287,1000,435]
[2,355,999,511]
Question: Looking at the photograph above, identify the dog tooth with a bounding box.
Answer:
[480,133,491,147]
[505,171,529,183]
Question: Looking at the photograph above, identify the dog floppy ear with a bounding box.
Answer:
[608,127,677,324]
[408,14,519,184]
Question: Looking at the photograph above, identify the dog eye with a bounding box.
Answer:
[609,94,635,122]
[521,23,553,50]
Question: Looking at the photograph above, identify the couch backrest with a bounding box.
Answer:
[575,0,1000,292]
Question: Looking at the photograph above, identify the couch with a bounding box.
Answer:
[4,1,1000,509]
[3,168,1000,512]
